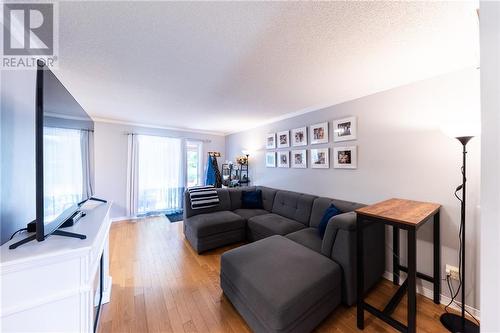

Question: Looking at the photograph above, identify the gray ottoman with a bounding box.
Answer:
[184,211,246,253]
[221,235,342,333]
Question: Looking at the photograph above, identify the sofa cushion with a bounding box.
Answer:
[271,190,316,225]
[233,209,269,221]
[228,187,256,210]
[184,211,245,237]
[220,235,342,331]
[286,228,322,254]
[241,190,263,209]
[256,186,277,211]
[309,196,365,228]
[247,213,305,238]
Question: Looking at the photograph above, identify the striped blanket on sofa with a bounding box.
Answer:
[188,185,220,209]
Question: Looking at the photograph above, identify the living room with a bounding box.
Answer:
[1,1,499,333]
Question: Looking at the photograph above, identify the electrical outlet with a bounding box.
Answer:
[446,264,460,280]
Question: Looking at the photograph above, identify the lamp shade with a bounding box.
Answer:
[242,150,250,156]
[440,119,480,139]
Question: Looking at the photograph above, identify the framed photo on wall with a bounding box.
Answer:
[265,152,276,167]
[311,148,329,169]
[333,116,357,142]
[291,150,307,168]
[291,127,307,146]
[277,130,290,148]
[310,122,329,144]
[266,133,276,149]
[333,146,357,169]
[277,151,290,168]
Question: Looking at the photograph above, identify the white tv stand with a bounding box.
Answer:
[0,202,113,333]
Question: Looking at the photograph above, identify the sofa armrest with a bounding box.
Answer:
[320,211,385,306]
[320,211,356,256]
[183,188,232,219]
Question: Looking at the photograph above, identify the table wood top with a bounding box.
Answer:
[355,198,440,226]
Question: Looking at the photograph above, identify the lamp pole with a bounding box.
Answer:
[440,136,479,333]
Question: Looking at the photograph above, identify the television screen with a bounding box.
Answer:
[37,64,94,240]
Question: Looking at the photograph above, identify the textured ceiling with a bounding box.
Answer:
[53,1,479,135]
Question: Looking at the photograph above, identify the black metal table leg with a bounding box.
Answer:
[393,226,400,285]
[433,212,441,304]
[407,228,417,333]
[356,201,441,333]
[356,215,365,330]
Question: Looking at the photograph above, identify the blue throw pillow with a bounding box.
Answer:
[241,190,263,209]
[318,204,342,239]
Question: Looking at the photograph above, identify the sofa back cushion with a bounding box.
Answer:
[227,186,256,210]
[309,197,365,228]
[184,188,232,218]
[271,190,316,225]
[256,186,277,211]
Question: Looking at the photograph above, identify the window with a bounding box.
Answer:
[186,140,203,188]
[137,135,183,215]
[43,127,83,221]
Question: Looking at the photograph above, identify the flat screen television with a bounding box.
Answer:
[5,60,102,249]
[35,60,95,242]
[7,60,96,249]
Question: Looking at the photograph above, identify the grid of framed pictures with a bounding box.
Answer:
[265,116,358,169]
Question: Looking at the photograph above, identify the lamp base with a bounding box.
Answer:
[440,313,479,333]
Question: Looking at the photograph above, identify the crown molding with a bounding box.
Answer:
[224,102,338,136]
[92,117,226,136]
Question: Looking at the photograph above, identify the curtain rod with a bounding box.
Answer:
[125,132,212,143]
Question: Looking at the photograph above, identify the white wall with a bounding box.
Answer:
[93,121,225,218]
[225,68,481,309]
[479,1,500,331]
[0,70,37,245]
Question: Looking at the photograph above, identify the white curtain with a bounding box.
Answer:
[80,130,95,199]
[136,135,183,215]
[126,134,139,217]
[43,127,83,220]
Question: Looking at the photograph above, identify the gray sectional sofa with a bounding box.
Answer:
[183,186,385,333]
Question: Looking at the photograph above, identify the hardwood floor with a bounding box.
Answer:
[99,216,453,333]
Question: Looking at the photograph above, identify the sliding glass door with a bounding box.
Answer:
[136,135,183,215]
[186,140,203,188]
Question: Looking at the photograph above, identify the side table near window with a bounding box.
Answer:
[356,198,441,333]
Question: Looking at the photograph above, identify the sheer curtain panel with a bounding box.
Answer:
[43,127,83,220]
[81,130,95,199]
[126,134,139,217]
[126,134,184,217]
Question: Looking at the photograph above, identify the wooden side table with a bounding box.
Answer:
[355,198,441,333]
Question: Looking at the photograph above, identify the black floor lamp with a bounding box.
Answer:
[439,135,479,333]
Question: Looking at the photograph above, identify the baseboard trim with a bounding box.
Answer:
[382,271,480,320]
[102,276,112,304]
[110,216,140,223]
